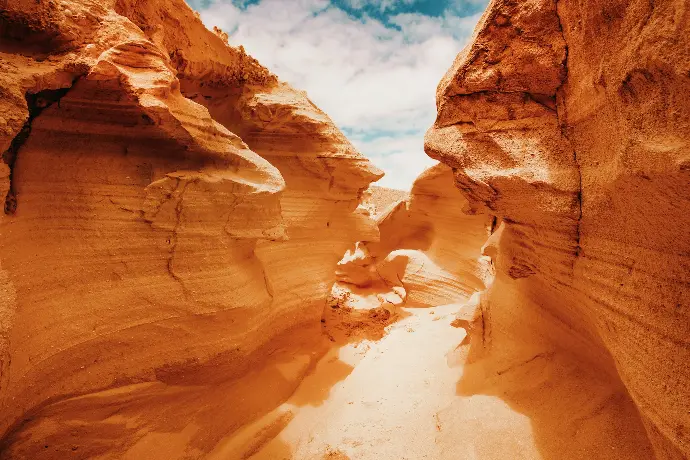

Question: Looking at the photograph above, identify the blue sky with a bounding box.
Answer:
[189,0,488,189]
[189,0,485,18]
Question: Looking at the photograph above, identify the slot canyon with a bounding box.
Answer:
[0,0,688,458]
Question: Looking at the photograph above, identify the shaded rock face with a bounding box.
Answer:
[0,0,380,456]
[426,0,689,458]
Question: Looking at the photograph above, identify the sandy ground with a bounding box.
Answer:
[209,305,535,460]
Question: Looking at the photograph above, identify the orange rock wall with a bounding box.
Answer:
[426,0,690,457]
[332,164,492,312]
[0,0,380,456]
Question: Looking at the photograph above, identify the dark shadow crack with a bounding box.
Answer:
[167,178,192,298]
[260,259,274,302]
[480,296,489,348]
[553,0,583,264]
[3,85,74,214]
[495,352,553,376]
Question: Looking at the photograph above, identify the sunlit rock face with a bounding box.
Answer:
[115,0,383,340]
[426,0,690,458]
[0,0,380,457]
[329,163,493,336]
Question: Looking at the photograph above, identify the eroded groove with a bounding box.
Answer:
[553,0,582,262]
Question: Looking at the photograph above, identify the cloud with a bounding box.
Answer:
[197,0,485,189]
[349,133,439,188]
[341,0,416,13]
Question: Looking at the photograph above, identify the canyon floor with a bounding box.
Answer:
[208,303,650,460]
[209,304,475,460]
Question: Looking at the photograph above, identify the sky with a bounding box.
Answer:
[188,0,488,189]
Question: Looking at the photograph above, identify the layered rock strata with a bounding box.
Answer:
[328,164,493,336]
[425,0,690,457]
[0,0,380,457]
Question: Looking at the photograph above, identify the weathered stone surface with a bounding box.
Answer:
[426,0,690,458]
[1,0,687,457]
[0,0,380,457]
[330,163,493,325]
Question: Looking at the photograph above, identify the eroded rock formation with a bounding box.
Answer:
[425,0,690,458]
[374,164,493,303]
[327,164,493,337]
[0,0,380,457]
[0,0,687,458]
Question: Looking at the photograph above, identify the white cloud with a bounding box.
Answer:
[199,0,483,190]
[350,134,439,188]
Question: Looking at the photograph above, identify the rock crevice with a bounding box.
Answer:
[2,85,76,215]
[0,0,687,458]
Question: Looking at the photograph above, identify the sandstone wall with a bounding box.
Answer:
[425,0,689,457]
[0,0,380,456]
[330,163,492,321]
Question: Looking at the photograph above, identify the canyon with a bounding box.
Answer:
[0,0,688,459]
